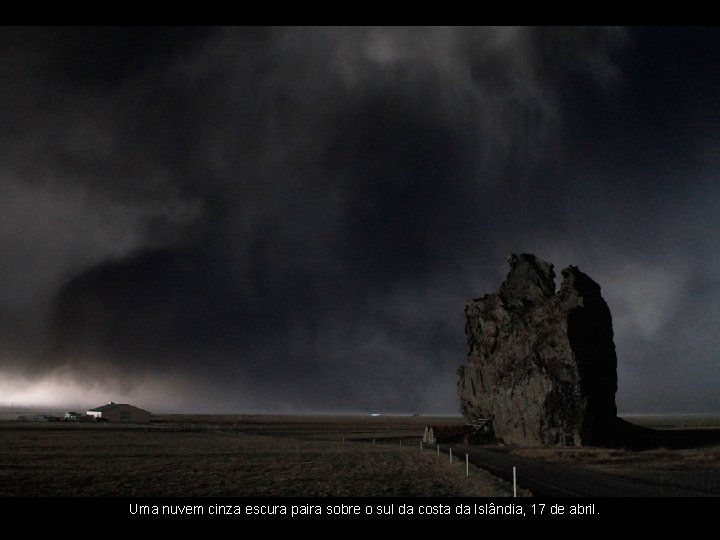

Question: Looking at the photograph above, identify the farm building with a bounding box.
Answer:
[64,411,92,422]
[86,402,151,423]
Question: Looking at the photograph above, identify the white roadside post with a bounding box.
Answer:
[466,454,469,477]
[513,466,517,497]
[449,447,453,463]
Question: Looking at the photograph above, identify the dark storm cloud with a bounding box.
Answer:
[1,27,719,413]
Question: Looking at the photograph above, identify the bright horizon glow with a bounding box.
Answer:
[2,372,718,418]
[0,371,183,412]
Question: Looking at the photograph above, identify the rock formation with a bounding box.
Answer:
[458,254,618,446]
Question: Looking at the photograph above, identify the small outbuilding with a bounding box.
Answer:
[64,411,92,422]
[86,402,151,423]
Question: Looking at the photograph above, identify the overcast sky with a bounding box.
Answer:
[1,27,719,414]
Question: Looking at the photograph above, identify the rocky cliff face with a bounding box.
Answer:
[458,254,618,446]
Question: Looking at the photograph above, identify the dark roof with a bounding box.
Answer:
[87,402,127,412]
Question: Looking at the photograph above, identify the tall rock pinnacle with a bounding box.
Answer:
[458,254,618,446]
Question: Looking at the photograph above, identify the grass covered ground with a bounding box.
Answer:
[0,417,515,497]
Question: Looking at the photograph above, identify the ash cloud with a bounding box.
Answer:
[1,27,719,413]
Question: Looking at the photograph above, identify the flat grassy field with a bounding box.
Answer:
[0,415,516,497]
